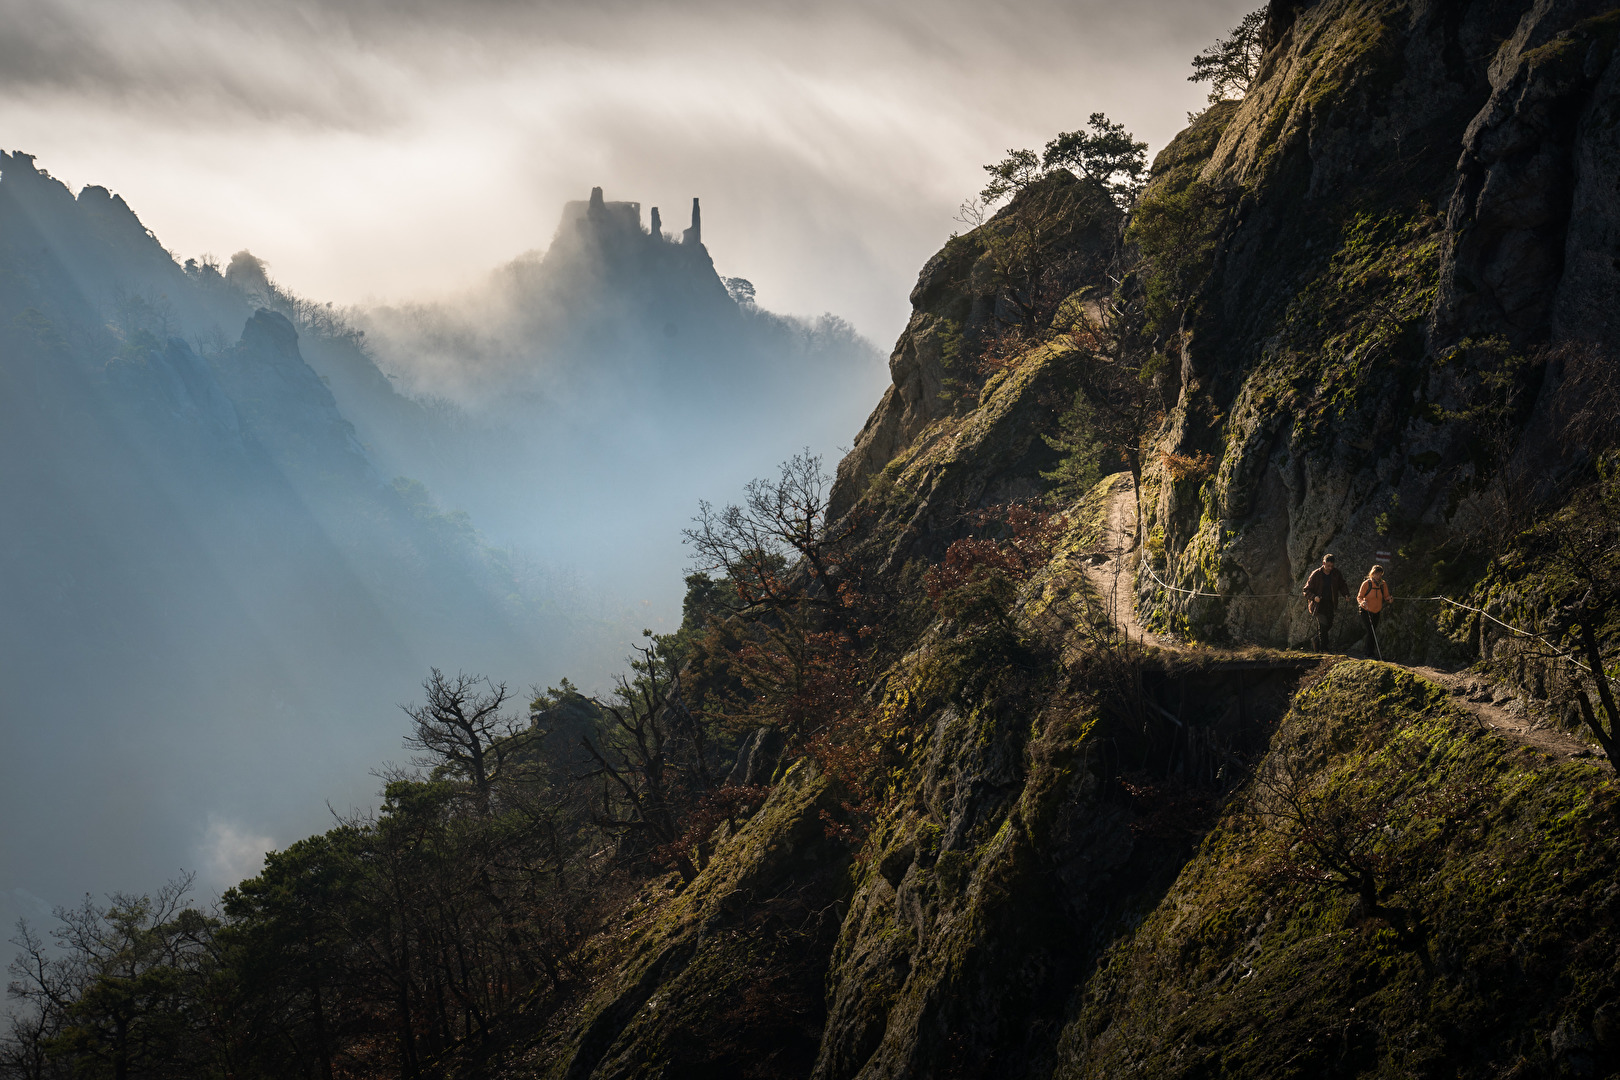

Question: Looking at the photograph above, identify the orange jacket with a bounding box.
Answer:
[1358,578,1391,614]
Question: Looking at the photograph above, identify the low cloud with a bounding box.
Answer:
[199,816,275,891]
[0,0,1255,342]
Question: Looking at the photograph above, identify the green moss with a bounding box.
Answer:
[1268,210,1443,442]
[933,849,972,894]
[1525,10,1620,73]
[1128,101,1241,337]
[915,820,942,859]
[1061,662,1620,1078]
[529,762,853,1079]
[1255,7,1400,176]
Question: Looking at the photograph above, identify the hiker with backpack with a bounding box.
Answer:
[1302,553,1350,652]
[1357,563,1392,661]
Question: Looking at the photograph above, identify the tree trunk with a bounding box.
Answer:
[312,983,335,1080]
[1580,621,1620,746]
[1127,457,1144,552]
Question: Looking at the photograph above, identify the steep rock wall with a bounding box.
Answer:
[804,3,1620,1075]
[480,764,850,1080]
[1057,662,1620,1078]
[1141,0,1620,653]
[831,174,1120,523]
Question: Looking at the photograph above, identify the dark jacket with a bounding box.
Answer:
[1304,566,1350,614]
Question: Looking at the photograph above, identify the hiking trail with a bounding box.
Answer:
[1079,473,1174,650]
[1081,475,1598,763]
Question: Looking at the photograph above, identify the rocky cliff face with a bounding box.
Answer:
[1144,0,1620,654]
[498,3,1620,1078]
[831,173,1120,523]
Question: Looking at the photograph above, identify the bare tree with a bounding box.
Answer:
[1554,340,1620,452]
[6,877,213,1080]
[1527,476,1620,767]
[402,670,532,814]
[578,635,710,881]
[4,921,71,1080]
[684,451,860,619]
[1252,739,1480,962]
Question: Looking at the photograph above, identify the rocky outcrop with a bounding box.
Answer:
[765,2,1620,1074]
[521,764,852,1080]
[1133,0,1620,654]
[162,4,1606,1077]
[106,336,246,444]
[211,308,377,485]
[804,634,1314,1080]
[726,725,786,786]
[811,699,1132,1080]
[830,173,1120,522]
[554,5,1620,1074]
[1437,3,1620,344]
[684,197,702,246]
[1056,663,1620,1078]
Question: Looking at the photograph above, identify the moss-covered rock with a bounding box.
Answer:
[453,6,1620,1078]
[1059,661,1620,1078]
[1130,0,1620,657]
[517,763,853,1079]
[831,175,1120,523]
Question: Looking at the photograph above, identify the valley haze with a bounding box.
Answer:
[8,0,1620,1075]
[0,0,1247,939]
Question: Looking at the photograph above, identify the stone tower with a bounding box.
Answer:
[650,206,662,238]
[683,198,701,245]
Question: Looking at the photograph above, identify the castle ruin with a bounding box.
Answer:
[560,187,703,247]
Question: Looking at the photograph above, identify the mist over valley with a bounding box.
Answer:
[13,1,1615,1076]
[0,151,881,937]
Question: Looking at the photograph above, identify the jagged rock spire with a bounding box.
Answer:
[683,197,701,246]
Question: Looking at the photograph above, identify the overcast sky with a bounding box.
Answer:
[0,0,1253,345]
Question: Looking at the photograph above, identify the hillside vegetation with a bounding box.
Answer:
[7,1,1620,1078]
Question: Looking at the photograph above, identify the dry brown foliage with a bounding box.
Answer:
[924,503,1068,616]
[1160,450,1215,482]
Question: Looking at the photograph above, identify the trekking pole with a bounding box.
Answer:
[1369,613,1384,662]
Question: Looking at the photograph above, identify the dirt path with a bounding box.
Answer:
[1079,476,1598,762]
[1080,474,1175,650]
[1408,665,1595,761]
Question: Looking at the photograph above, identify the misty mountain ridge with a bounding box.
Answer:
[14,1,1620,1076]
[0,149,878,941]
[356,186,877,415]
[327,182,885,592]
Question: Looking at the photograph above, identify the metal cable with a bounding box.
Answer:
[1132,557,1602,680]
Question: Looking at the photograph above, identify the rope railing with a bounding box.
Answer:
[1138,557,1293,599]
[1128,552,1602,681]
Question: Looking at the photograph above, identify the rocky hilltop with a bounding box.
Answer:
[341,182,884,592]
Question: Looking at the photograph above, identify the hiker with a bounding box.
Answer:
[1357,564,1392,661]
[1302,553,1350,651]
